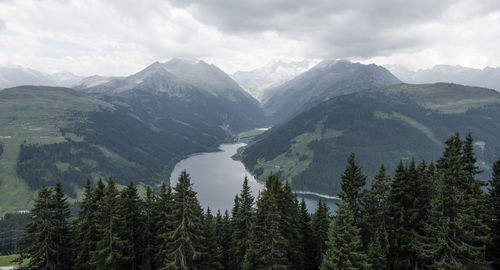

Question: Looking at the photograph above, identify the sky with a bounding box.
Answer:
[0,0,499,76]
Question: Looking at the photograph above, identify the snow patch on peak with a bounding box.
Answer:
[232,59,319,101]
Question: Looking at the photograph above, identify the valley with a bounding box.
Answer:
[3,59,500,215]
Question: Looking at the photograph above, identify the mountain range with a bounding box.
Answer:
[231,60,317,101]
[3,58,500,212]
[386,64,500,91]
[241,83,500,195]
[262,60,402,124]
[0,59,265,214]
[0,66,82,89]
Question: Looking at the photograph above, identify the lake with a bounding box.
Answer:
[170,143,338,213]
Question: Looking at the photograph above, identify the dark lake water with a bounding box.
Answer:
[170,143,338,213]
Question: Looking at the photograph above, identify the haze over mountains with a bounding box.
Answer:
[3,57,500,212]
[386,64,500,91]
[231,60,318,101]
[0,59,265,213]
[0,66,82,89]
[262,60,402,124]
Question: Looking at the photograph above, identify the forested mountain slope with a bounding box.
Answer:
[242,83,500,195]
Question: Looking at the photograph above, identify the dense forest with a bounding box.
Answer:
[14,133,500,269]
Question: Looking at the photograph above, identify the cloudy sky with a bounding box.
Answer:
[0,0,499,76]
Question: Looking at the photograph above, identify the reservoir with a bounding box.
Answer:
[170,143,338,213]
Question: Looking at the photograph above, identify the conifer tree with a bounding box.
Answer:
[216,210,232,270]
[320,201,370,270]
[51,180,74,269]
[200,208,222,270]
[18,185,57,270]
[386,160,414,269]
[141,186,157,270]
[487,158,500,268]
[162,171,204,270]
[279,181,304,270]
[230,177,254,269]
[418,133,491,269]
[339,153,367,222]
[361,164,390,269]
[92,176,127,270]
[243,190,288,270]
[155,182,173,268]
[74,179,98,270]
[299,198,315,270]
[311,199,331,270]
[118,182,144,270]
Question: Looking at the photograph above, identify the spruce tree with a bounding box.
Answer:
[488,158,500,268]
[155,182,173,268]
[311,199,331,270]
[92,176,127,270]
[51,180,74,269]
[243,190,288,270]
[216,210,232,270]
[230,177,254,269]
[74,179,98,270]
[387,160,414,269]
[141,186,157,270]
[320,201,370,270]
[339,153,367,222]
[18,185,57,270]
[162,170,204,270]
[200,208,222,270]
[117,182,144,270]
[299,198,315,270]
[279,181,304,270]
[361,164,390,269]
[418,133,491,269]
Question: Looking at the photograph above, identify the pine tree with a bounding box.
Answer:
[200,208,222,270]
[243,190,288,270]
[141,186,157,270]
[279,181,304,270]
[117,182,144,270]
[320,201,370,270]
[386,160,414,269]
[487,158,500,268]
[155,182,174,268]
[51,180,75,269]
[18,185,57,270]
[311,199,331,270]
[92,176,127,270]
[361,164,390,269]
[74,179,98,270]
[339,153,367,222]
[230,177,254,269]
[162,170,204,270]
[417,133,491,269]
[461,133,490,266]
[216,210,232,270]
[299,198,315,270]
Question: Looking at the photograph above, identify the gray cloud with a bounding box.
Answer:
[168,0,497,59]
[0,19,5,31]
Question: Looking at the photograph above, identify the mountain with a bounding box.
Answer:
[386,64,500,91]
[262,60,401,124]
[0,66,57,89]
[75,59,265,131]
[241,83,500,196]
[0,66,83,89]
[231,60,317,101]
[50,72,84,87]
[0,60,267,213]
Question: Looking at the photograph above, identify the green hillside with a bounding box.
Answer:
[0,85,264,215]
[241,83,500,195]
[0,86,114,213]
